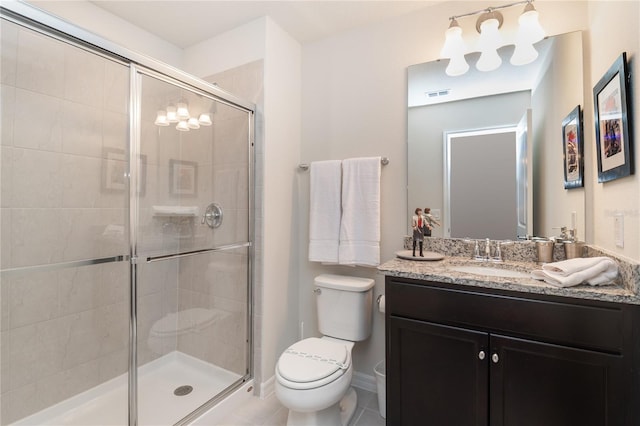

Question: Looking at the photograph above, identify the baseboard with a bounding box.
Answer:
[352,370,378,393]
[259,374,276,398]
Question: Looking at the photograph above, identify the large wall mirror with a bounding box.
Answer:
[408,31,586,241]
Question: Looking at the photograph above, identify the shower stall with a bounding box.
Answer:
[1,4,254,425]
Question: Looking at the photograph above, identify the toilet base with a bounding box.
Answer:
[286,387,357,426]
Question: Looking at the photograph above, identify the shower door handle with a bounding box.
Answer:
[202,203,223,228]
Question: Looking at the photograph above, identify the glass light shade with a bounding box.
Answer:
[440,20,466,58]
[518,4,545,44]
[154,110,170,126]
[476,48,502,72]
[511,42,538,66]
[177,102,190,120]
[446,54,470,76]
[166,106,179,123]
[187,117,200,129]
[198,113,212,126]
[176,120,190,132]
[477,18,502,53]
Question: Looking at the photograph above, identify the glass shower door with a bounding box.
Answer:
[134,70,252,425]
[1,18,131,425]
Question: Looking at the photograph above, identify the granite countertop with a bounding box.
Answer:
[378,255,640,305]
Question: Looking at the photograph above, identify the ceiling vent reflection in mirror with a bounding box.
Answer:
[440,0,545,76]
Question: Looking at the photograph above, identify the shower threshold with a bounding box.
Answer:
[12,352,242,426]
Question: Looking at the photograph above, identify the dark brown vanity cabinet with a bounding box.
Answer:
[385,277,640,426]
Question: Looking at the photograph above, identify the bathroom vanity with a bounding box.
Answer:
[380,255,640,426]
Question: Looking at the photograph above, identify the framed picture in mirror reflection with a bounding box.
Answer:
[169,159,198,196]
[593,52,633,183]
[562,105,584,189]
[102,147,147,196]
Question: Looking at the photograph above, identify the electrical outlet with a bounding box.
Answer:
[432,209,441,220]
[614,213,624,248]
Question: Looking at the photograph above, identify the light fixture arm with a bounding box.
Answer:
[441,0,543,76]
[447,0,535,29]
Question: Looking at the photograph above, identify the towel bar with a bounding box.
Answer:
[298,157,389,171]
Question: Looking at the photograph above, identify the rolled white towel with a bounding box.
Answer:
[531,257,618,288]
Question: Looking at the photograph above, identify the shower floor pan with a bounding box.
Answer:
[12,352,241,426]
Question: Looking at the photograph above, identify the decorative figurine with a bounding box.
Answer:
[422,207,441,237]
[412,208,424,257]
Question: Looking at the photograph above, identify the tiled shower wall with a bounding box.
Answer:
[1,21,131,423]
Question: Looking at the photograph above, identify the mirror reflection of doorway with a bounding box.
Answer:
[445,126,524,240]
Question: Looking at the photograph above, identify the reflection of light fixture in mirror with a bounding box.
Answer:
[155,102,214,131]
[177,102,190,120]
[176,120,190,132]
[187,117,200,129]
[440,0,544,76]
[166,105,178,123]
[154,110,170,126]
[198,113,212,126]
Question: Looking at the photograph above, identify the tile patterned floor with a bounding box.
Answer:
[217,387,385,426]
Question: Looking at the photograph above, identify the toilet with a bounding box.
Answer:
[275,274,375,426]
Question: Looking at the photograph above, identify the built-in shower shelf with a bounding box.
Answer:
[152,206,200,217]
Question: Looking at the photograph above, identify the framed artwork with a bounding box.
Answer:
[169,159,198,196]
[561,105,584,189]
[593,52,633,183]
[102,148,147,195]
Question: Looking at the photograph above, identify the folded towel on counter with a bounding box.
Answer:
[339,157,381,267]
[530,257,618,288]
[308,160,343,263]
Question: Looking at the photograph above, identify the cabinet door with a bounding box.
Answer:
[388,316,489,426]
[490,334,626,426]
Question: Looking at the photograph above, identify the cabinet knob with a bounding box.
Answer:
[492,353,499,363]
[478,350,486,360]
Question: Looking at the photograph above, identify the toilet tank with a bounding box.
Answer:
[314,274,375,341]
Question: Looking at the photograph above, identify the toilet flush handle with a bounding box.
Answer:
[313,288,322,295]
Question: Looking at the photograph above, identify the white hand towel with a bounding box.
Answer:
[339,157,381,267]
[308,160,342,263]
[531,257,618,288]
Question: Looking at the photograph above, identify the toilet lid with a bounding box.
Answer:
[277,338,349,384]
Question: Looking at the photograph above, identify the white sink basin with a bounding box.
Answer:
[448,265,531,279]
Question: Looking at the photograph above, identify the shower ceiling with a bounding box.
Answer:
[80,0,442,47]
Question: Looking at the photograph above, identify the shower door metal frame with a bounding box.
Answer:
[132,64,256,426]
[1,3,256,425]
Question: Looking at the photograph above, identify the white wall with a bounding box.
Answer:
[26,0,183,67]
[183,17,267,78]
[587,1,640,259]
[258,17,302,390]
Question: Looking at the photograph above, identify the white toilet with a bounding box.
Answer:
[275,274,375,426]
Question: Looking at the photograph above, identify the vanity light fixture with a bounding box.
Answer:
[441,0,545,76]
[154,102,213,131]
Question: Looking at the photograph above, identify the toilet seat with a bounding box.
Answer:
[277,337,351,390]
